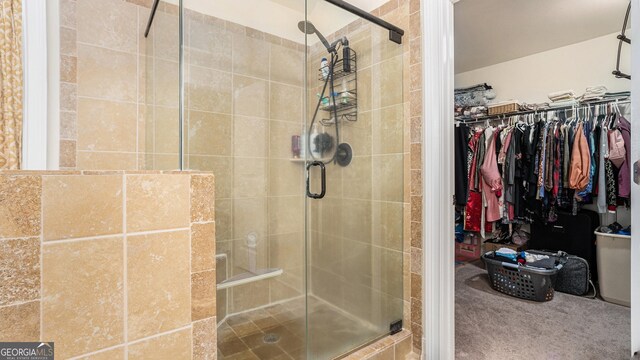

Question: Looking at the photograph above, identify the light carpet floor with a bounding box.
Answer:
[456,262,631,360]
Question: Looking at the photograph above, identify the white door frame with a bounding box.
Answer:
[21,0,60,170]
[421,0,456,358]
[422,0,639,358]
[21,0,49,170]
[631,0,639,356]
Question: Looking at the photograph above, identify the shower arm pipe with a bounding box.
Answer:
[144,0,160,38]
[324,0,405,44]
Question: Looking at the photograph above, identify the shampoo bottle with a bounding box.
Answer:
[321,58,329,79]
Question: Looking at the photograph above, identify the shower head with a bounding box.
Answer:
[297,20,332,52]
[297,20,316,34]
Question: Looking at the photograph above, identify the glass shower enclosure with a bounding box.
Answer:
[143,1,405,358]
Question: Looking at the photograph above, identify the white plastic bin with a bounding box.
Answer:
[595,231,631,307]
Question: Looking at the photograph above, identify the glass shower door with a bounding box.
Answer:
[176,1,309,359]
[144,0,405,357]
[304,6,405,359]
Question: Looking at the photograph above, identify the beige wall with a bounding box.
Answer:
[455,32,632,103]
[0,170,215,359]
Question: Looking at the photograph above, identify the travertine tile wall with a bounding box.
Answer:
[57,0,424,356]
[377,0,423,355]
[0,170,216,360]
[306,9,407,333]
[406,0,423,353]
[143,1,181,170]
[59,0,155,170]
[168,10,308,319]
[344,329,413,360]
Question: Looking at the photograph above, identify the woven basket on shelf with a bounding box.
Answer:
[488,102,519,116]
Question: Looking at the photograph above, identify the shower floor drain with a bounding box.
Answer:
[263,333,280,344]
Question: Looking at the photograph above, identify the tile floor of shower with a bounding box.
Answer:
[217,295,380,359]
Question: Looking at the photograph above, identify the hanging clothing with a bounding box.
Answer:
[464,131,483,231]
[605,159,618,212]
[618,116,631,199]
[455,124,471,206]
[569,123,591,191]
[562,125,571,187]
[480,129,502,222]
[597,116,608,213]
[537,122,548,199]
[456,102,630,238]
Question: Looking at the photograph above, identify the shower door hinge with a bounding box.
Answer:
[390,319,402,335]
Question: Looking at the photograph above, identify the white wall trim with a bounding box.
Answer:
[631,0,639,356]
[46,0,60,170]
[421,0,456,358]
[21,0,48,170]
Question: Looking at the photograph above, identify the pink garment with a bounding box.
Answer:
[480,131,502,222]
[498,129,513,165]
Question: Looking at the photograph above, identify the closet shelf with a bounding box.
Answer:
[456,96,631,125]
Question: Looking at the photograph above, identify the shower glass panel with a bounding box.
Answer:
[181,1,308,359]
[144,1,405,358]
[305,5,405,359]
[143,1,181,170]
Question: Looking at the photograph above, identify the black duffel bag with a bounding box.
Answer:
[528,250,596,297]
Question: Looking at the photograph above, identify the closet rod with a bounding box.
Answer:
[456,97,631,125]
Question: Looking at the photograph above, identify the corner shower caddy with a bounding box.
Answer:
[318,49,358,124]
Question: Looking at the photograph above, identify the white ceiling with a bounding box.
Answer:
[182,0,388,44]
[454,0,630,73]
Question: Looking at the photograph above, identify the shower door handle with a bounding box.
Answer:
[306,161,326,199]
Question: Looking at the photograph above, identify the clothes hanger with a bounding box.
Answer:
[613,99,622,116]
[587,106,595,128]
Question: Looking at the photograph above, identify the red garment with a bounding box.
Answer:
[464,132,483,232]
[464,190,482,232]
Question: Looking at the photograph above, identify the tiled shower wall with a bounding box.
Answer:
[406,0,423,353]
[185,11,307,318]
[176,11,307,318]
[306,0,424,355]
[58,0,306,321]
[56,0,425,356]
[0,171,215,359]
[306,1,408,336]
[59,0,158,169]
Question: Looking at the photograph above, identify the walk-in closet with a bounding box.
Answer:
[452,1,633,358]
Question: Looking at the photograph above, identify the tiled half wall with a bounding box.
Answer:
[0,170,216,359]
